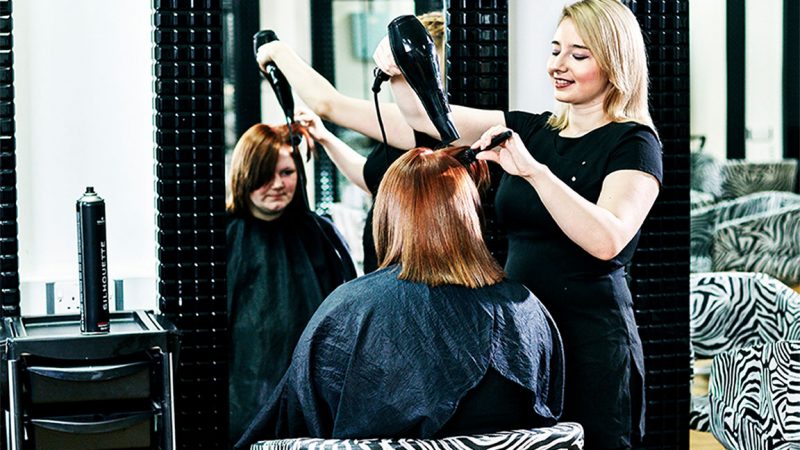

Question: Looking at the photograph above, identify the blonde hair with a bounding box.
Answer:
[417,11,446,75]
[547,0,656,134]
[373,147,503,288]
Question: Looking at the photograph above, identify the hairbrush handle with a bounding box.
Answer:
[457,130,513,166]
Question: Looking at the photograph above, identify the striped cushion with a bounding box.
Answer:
[708,341,800,449]
[712,206,800,286]
[251,423,585,450]
[719,159,798,199]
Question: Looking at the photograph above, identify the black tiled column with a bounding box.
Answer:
[0,0,19,317]
[153,0,228,447]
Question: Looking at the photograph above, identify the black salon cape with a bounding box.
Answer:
[235,265,564,448]
[227,209,356,442]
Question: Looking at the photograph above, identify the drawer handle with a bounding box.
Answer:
[30,411,154,434]
[27,360,150,382]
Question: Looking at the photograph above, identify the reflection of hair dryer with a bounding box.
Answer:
[375,15,459,145]
[253,30,295,124]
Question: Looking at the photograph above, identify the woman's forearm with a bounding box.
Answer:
[523,168,658,261]
[314,132,369,194]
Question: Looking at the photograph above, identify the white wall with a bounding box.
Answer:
[690,0,728,161]
[691,0,785,162]
[509,0,568,113]
[745,0,783,161]
[14,0,156,312]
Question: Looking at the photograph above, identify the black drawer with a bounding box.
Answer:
[26,360,151,405]
[28,410,155,450]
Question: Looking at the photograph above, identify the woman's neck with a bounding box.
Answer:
[562,103,610,137]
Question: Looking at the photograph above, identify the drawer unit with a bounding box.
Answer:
[0,310,178,450]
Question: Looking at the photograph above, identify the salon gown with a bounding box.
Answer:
[234,265,564,448]
[497,111,663,449]
[226,209,356,443]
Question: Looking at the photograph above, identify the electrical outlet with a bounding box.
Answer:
[53,280,81,315]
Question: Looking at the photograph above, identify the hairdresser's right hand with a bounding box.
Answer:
[473,126,544,180]
[295,108,333,143]
[372,36,402,77]
[255,41,282,73]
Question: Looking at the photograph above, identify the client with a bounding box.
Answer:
[235,147,564,447]
[226,123,356,443]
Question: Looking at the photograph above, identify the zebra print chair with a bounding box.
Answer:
[718,159,798,200]
[251,423,585,450]
[708,341,800,449]
[689,191,800,273]
[690,272,800,440]
[712,205,800,286]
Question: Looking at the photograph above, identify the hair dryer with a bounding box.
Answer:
[253,30,295,125]
[375,15,459,145]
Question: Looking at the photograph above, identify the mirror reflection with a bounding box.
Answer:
[689,1,800,447]
[223,0,444,444]
[14,0,156,316]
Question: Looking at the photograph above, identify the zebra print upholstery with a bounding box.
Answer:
[251,423,585,450]
[690,151,724,198]
[712,205,800,286]
[691,189,716,210]
[690,272,800,435]
[690,191,800,273]
[708,341,800,449]
[718,159,798,199]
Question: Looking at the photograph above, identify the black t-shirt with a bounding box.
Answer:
[498,110,662,332]
[360,132,440,272]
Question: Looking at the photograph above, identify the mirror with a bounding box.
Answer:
[226,0,441,273]
[14,0,156,316]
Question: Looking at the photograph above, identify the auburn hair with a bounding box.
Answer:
[226,123,313,215]
[547,0,657,135]
[373,147,504,288]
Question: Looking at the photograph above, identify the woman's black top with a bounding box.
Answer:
[226,210,356,443]
[235,265,564,448]
[360,132,440,272]
[497,111,662,449]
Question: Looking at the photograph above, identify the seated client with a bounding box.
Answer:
[235,147,564,448]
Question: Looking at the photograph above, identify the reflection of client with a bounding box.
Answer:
[235,147,564,448]
[256,12,444,273]
[226,123,356,444]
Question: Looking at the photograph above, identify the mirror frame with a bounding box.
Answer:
[1,0,19,317]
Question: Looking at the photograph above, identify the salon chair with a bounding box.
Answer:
[718,159,798,199]
[689,271,800,441]
[251,423,584,450]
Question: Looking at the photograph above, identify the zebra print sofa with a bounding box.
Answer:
[709,341,800,450]
[689,191,800,274]
[251,423,585,450]
[690,272,800,443]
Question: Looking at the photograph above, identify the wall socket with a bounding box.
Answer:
[52,280,81,315]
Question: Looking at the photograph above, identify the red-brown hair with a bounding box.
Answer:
[226,123,313,215]
[373,147,503,288]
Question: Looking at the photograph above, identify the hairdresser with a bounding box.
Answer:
[255,13,444,273]
[374,1,662,448]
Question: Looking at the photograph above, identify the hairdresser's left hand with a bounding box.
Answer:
[372,37,403,77]
[473,126,545,180]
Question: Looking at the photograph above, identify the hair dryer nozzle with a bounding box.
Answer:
[387,15,459,144]
[253,30,279,57]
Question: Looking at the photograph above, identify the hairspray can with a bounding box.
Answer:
[76,187,110,333]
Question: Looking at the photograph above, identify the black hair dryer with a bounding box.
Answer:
[253,30,295,124]
[377,15,459,145]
